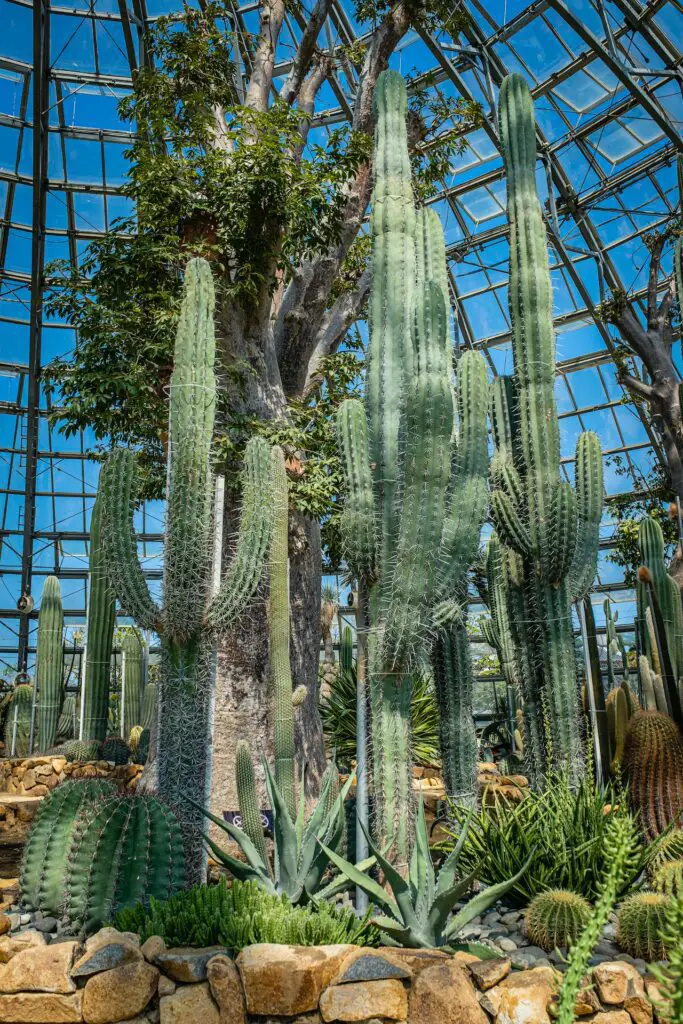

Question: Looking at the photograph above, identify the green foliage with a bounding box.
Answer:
[556,813,641,1024]
[98,736,131,766]
[605,456,677,585]
[114,878,378,950]
[525,890,592,952]
[446,772,650,906]
[616,891,671,961]
[648,891,683,1023]
[319,665,440,769]
[319,798,532,949]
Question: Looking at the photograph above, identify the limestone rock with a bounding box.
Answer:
[71,941,142,977]
[624,990,653,1024]
[0,991,83,1022]
[479,987,502,1017]
[82,960,158,1024]
[0,940,78,993]
[207,955,246,1024]
[380,948,448,975]
[156,946,229,983]
[237,944,355,1016]
[319,979,408,1022]
[408,958,488,1024]
[158,975,176,997]
[454,951,481,965]
[0,919,9,938]
[593,963,645,1006]
[468,958,511,991]
[141,936,167,963]
[588,1013,631,1023]
[494,965,559,1024]
[333,951,411,985]
[84,927,140,954]
[159,982,219,1024]
[0,929,46,963]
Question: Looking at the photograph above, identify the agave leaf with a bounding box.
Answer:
[450,940,501,960]
[412,794,434,914]
[316,837,399,920]
[203,834,272,890]
[438,805,475,895]
[427,870,478,939]
[315,855,377,900]
[186,797,269,875]
[443,850,535,941]
[370,914,416,947]
[263,758,299,890]
[356,818,420,930]
[296,762,306,848]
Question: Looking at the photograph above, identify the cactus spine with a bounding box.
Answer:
[337,72,489,855]
[4,683,33,756]
[526,889,592,952]
[82,493,116,742]
[100,259,275,879]
[121,629,144,737]
[622,710,683,839]
[616,891,671,961]
[65,793,186,936]
[488,75,603,780]
[36,576,64,751]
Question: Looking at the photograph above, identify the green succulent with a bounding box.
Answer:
[525,889,592,952]
[616,891,671,961]
[648,829,683,876]
[318,798,533,950]
[648,891,683,1023]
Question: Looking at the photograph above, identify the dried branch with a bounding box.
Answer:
[280,0,332,106]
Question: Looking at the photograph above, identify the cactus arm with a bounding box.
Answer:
[164,258,217,640]
[100,449,162,633]
[371,667,413,868]
[36,576,64,751]
[569,431,604,601]
[547,482,577,584]
[431,620,477,805]
[336,400,376,581]
[235,740,270,870]
[366,69,416,591]
[121,629,144,736]
[82,492,117,743]
[490,489,532,557]
[208,436,275,633]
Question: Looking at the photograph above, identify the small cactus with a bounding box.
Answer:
[98,735,131,765]
[20,779,117,916]
[136,727,150,764]
[622,711,683,839]
[616,891,671,961]
[525,889,592,952]
[651,859,683,899]
[56,694,77,743]
[60,739,100,763]
[65,793,187,936]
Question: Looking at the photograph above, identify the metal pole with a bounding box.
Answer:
[578,600,603,786]
[355,582,369,914]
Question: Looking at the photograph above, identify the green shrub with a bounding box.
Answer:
[446,772,651,905]
[113,879,378,950]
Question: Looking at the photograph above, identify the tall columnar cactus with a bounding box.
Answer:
[56,692,77,743]
[622,710,683,839]
[488,74,603,780]
[20,779,116,916]
[270,448,295,820]
[82,493,116,742]
[121,629,144,737]
[36,576,64,751]
[140,682,157,730]
[3,683,33,756]
[65,793,186,936]
[340,626,353,675]
[100,258,275,879]
[337,71,490,856]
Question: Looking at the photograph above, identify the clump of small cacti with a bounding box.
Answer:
[525,889,592,952]
[65,793,186,936]
[616,891,671,961]
[98,735,131,765]
[60,739,101,763]
[3,683,34,756]
[652,859,683,899]
[20,778,117,916]
[36,576,64,751]
[622,710,683,839]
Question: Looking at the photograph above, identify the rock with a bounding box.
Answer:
[480,987,503,1017]
[0,991,83,1022]
[497,938,518,952]
[236,944,355,1016]
[159,982,219,1024]
[6,915,19,933]
[84,927,140,954]
[141,936,167,963]
[567,978,602,1016]
[333,951,411,985]
[0,929,47,963]
[494,965,559,1024]
[453,951,481,965]
[156,946,229,983]
[207,955,246,1024]
[319,979,408,1022]
[34,916,58,934]
[593,963,645,1006]
[408,958,488,1024]
[0,920,8,939]
[380,949,448,975]
[82,960,159,1024]
[588,1014,631,1023]
[468,957,511,991]
[0,940,77,993]
[623,990,653,1024]
[158,975,176,998]
[72,941,142,977]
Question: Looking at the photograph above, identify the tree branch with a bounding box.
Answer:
[294,55,333,156]
[647,232,666,328]
[303,266,371,394]
[619,373,657,402]
[245,0,287,112]
[279,0,332,106]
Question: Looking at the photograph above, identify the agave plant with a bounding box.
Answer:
[193,762,370,905]
[318,798,533,950]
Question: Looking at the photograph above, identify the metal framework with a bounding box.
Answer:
[0,0,681,676]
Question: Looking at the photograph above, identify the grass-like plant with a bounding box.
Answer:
[446,771,651,905]
[113,878,378,951]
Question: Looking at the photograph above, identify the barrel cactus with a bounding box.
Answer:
[36,576,64,751]
[525,889,592,952]
[616,891,671,961]
[60,739,100,763]
[99,735,131,765]
[65,793,187,936]
[20,779,117,916]
[652,859,683,899]
[56,693,77,743]
[3,683,34,757]
[622,710,683,839]
[649,829,683,876]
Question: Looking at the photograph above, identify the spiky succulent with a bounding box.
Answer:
[525,889,592,952]
[60,739,100,763]
[652,859,683,899]
[649,829,683,876]
[616,891,671,961]
[98,735,131,765]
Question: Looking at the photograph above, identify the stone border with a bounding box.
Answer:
[0,757,143,798]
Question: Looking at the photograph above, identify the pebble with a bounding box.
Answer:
[19,914,30,925]
[34,916,58,933]
[7,913,20,932]
[497,937,517,952]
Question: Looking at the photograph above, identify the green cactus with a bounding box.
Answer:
[128,724,143,753]
[3,683,34,757]
[60,739,101,762]
[55,693,77,743]
[652,859,683,899]
[121,629,144,737]
[340,626,353,675]
[65,793,186,936]
[20,779,117,916]
[623,711,683,839]
[270,448,295,819]
[337,72,489,856]
[36,576,64,752]
[140,682,157,730]
[640,655,667,713]
[82,493,116,743]
[649,829,683,876]
[99,735,131,765]
[136,727,150,765]
[99,259,276,880]
[525,889,592,952]
[235,739,269,866]
[637,520,683,728]
[616,891,671,961]
[488,75,603,780]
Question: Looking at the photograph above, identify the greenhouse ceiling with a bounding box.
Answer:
[0,0,681,674]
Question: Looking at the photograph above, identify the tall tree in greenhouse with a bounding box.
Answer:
[46,0,480,811]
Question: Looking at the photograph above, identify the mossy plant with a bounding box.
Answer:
[616,891,671,961]
[526,889,592,952]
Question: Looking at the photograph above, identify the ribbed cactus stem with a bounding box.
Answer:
[56,693,77,743]
[82,493,116,743]
[432,621,477,804]
[569,432,604,601]
[269,447,296,821]
[121,629,144,737]
[4,684,33,756]
[340,626,353,674]
[623,710,683,839]
[616,892,671,961]
[336,400,376,582]
[36,576,64,751]
[526,889,592,952]
[235,740,269,868]
[140,682,157,730]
